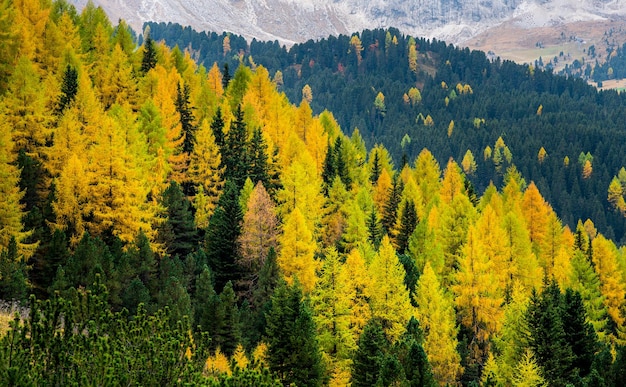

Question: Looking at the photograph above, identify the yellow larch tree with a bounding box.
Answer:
[97,43,139,110]
[311,247,355,382]
[350,34,363,65]
[414,262,463,386]
[339,248,372,340]
[453,225,504,365]
[537,211,565,280]
[85,113,156,244]
[475,203,509,294]
[461,149,477,175]
[188,119,224,217]
[373,167,392,214]
[0,114,34,257]
[592,235,626,331]
[277,206,319,293]
[521,182,550,247]
[501,209,543,293]
[440,158,464,204]
[414,148,442,210]
[51,153,90,245]
[277,148,324,234]
[368,235,414,342]
[13,0,50,66]
[436,193,476,286]
[2,56,51,160]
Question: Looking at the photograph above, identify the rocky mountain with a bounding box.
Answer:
[70,0,626,46]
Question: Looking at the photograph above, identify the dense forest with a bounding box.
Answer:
[147,21,626,243]
[2,0,626,385]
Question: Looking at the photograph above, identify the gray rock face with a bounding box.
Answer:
[69,0,626,45]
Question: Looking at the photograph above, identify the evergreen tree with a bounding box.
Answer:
[213,281,242,356]
[562,288,598,378]
[525,281,575,386]
[141,34,157,73]
[351,318,388,387]
[0,237,28,301]
[157,181,199,258]
[211,107,225,149]
[395,199,417,253]
[223,105,249,188]
[382,173,403,235]
[56,64,78,116]
[222,63,231,90]
[394,317,437,387]
[248,127,270,187]
[206,180,243,292]
[175,82,197,155]
[265,280,324,386]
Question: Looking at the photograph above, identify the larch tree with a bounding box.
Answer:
[453,225,504,367]
[3,56,51,160]
[414,262,463,386]
[278,206,319,293]
[237,181,279,293]
[0,114,33,256]
[311,247,355,381]
[368,236,414,343]
[591,235,626,333]
[440,158,464,205]
[51,153,89,245]
[277,149,324,235]
[522,182,550,248]
[86,113,156,244]
[340,248,372,340]
[188,118,224,217]
[414,149,441,211]
[567,250,610,342]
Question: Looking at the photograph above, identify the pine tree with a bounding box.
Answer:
[206,180,243,293]
[351,318,388,387]
[562,288,598,378]
[265,280,324,386]
[141,34,157,73]
[248,127,270,187]
[525,281,575,386]
[395,199,417,253]
[176,82,196,155]
[213,281,242,356]
[223,105,249,188]
[381,173,403,235]
[394,317,437,387]
[157,181,198,258]
[56,64,78,115]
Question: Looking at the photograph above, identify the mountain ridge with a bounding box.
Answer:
[70,0,626,47]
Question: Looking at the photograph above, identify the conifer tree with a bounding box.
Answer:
[223,104,249,188]
[368,236,414,342]
[351,318,388,387]
[206,180,243,293]
[141,33,157,73]
[382,173,403,235]
[248,127,270,187]
[188,118,224,218]
[395,199,417,253]
[340,248,372,340]
[265,280,324,386]
[414,262,462,385]
[311,247,354,378]
[56,64,78,115]
[0,115,33,256]
[277,206,318,293]
[157,181,198,258]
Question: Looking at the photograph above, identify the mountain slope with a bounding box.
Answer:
[71,0,626,47]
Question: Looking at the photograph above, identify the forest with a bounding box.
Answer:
[1,0,626,386]
[147,22,626,244]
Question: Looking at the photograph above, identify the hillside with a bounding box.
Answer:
[148,22,626,243]
[2,1,626,386]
